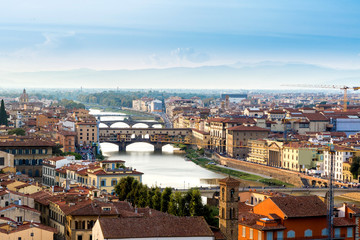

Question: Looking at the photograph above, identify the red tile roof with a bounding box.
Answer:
[98,216,214,239]
[227,125,270,132]
[268,196,327,218]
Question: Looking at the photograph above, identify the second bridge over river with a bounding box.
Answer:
[99,128,192,152]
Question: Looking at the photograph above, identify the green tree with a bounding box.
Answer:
[189,189,204,216]
[160,187,172,212]
[0,99,7,126]
[152,188,162,211]
[114,176,135,201]
[52,143,63,155]
[8,128,25,136]
[168,191,184,216]
[350,157,360,179]
[63,152,82,160]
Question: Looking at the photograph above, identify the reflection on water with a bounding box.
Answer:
[101,142,225,189]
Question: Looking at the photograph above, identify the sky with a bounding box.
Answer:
[1,0,360,88]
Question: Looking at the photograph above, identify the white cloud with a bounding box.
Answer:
[171,48,210,63]
[36,31,76,49]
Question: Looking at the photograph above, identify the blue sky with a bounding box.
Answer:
[1,0,360,88]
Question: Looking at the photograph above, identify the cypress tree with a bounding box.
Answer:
[0,100,7,126]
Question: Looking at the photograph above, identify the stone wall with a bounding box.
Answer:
[214,153,303,187]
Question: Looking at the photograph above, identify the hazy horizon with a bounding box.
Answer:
[1,0,360,88]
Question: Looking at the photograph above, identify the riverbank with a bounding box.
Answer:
[185,149,292,187]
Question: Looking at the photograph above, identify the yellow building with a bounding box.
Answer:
[343,160,353,183]
[247,139,268,164]
[0,221,56,239]
[226,125,269,159]
[75,121,98,146]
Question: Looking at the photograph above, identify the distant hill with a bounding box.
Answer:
[1,62,360,89]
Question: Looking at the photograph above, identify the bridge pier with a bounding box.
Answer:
[154,143,163,153]
[118,142,127,152]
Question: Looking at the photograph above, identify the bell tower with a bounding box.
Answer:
[219,176,239,240]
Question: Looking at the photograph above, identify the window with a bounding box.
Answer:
[277,231,283,240]
[16,216,22,222]
[266,231,273,240]
[0,157,4,166]
[347,227,353,237]
[287,230,295,238]
[242,227,246,237]
[18,238,21,240]
[258,231,262,240]
[304,229,312,237]
[77,235,83,240]
[334,228,340,238]
[101,180,106,187]
[250,229,253,239]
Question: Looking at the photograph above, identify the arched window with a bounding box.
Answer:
[35,169,40,177]
[230,188,235,200]
[287,230,295,238]
[229,208,232,219]
[304,229,312,237]
[321,228,328,236]
[75,221,78,229]
[222,188,225,200]
[28,169,32,177]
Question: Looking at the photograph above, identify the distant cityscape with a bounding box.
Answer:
[0,88,358,239]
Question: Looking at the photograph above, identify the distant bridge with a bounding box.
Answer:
[100,120,165,128]
[99,128,192,152]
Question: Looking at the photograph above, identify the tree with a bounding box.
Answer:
[350,157,360,179]
[160,187,172,212]
[0,99,7,126]
[52,143,63,155]
[189,189,204,216]
[115,176,135,201]
[8,128,25,136]
[63,152,82,160]
[152,188,162,211]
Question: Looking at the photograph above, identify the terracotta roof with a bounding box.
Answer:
[219,176,240,184]
[68,201,134,216]
[227,125,270,132]
[333,217,356,227]
[0,221,57,234]
[268,196,327,218]
[303,113,328,121]
[238,211,286,231]
[0,139,55,147]
[0,204,40,214]
[99,216,214,239]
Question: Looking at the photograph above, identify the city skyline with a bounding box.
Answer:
[1,0,360,88]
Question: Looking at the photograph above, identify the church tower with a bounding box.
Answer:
[19,89,29,103]
[219,176,240,240]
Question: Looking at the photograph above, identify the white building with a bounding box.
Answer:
[322,147,353,181]
[42,155,78,186]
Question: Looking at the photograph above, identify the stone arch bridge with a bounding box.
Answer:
[100,120,165,128]
[99,128,192,152]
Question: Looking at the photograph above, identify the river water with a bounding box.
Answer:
[90,109,225,189]
[101,142,225,189]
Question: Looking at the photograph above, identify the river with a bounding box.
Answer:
[101,142,225,189]
[90,109,226,189]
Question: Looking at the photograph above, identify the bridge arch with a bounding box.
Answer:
[132,123,150,128]
[99,123,109,128]
[110,122,131,128]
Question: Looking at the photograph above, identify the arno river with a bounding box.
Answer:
[91,109,225,189]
